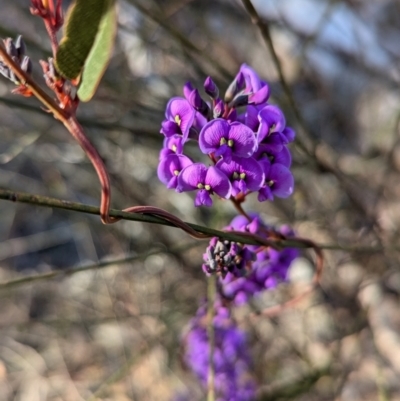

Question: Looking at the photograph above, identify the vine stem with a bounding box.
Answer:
[0,37,116,224]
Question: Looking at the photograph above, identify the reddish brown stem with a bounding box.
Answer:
[44,19,59,56]
[63,117,115,224]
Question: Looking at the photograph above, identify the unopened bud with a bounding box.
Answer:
[213,99,225,118]
[189,89,208,115]
[15,35,26,59]
[183,81,194,100]
[224,72,245,103]
[229,94,248,108]
[204,76,219,99]
[20,56,33,75]
[4,38,17,59]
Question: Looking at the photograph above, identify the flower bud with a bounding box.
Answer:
[229,94,248,108]
[183,81,194,100]
[204,76,219,99]
[224,72,245,103]
[213,99,225,118]
[20,56,33,75]
[4,38,17,59]
[14,35,26,59]
[188,88,208,115]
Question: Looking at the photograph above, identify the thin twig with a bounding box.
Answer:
[207,274,217,401]
[1,188,399,252]
[130,0,233,81]
[239,0,384,232]
[0,241,201,291]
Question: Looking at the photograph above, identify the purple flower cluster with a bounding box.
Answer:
[158,64,295,207]
[184,301,256,401]
[203,213,299,305]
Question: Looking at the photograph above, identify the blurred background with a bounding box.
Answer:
[0,0,400,400]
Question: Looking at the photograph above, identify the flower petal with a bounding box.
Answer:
[195,189,213,207]
[160,120,180,137]
[177,163,207,191]
[199,119,229,154]
[228,122,257,158]
[160,135,184,159]
[205,166,231,198]
[269,164,294,198]
[282,126,296,142]
[157,154,193,188]
[257,186,273,202]
[258,105,286,142]
[240,64,263,92]
[166,97,195,140]
[273,146,292,168]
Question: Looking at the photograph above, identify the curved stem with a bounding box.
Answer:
[0,40,115,224]
[64,116,114,224]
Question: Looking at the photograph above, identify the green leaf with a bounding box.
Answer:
[54,0,110,80]
[77,0,117,102]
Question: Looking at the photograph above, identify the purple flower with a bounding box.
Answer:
[248,85,270,105]
[239,63,265,93]
[184,302,257,401]
[258,161,294,201]
[159,135,184,159]
[216,214,299,304]
[161,97,195,141]
[257,105,286,143]
[216,156,264,196]
[254,144,292,168]
[199,119,257,162]
[157,154,193,189]
[177,163,231,207]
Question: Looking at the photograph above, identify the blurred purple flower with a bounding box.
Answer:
[184,302,257,401]
[216,214,299,304]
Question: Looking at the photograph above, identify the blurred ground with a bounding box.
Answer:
[0,0,400,400]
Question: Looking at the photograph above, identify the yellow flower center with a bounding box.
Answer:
[174,115,182,126]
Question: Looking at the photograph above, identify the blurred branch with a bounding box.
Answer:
[130,0,233,81]
[239,0,384,231]
[257,365,331,401]
[0,241,201,290]
[239,0,314,156]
